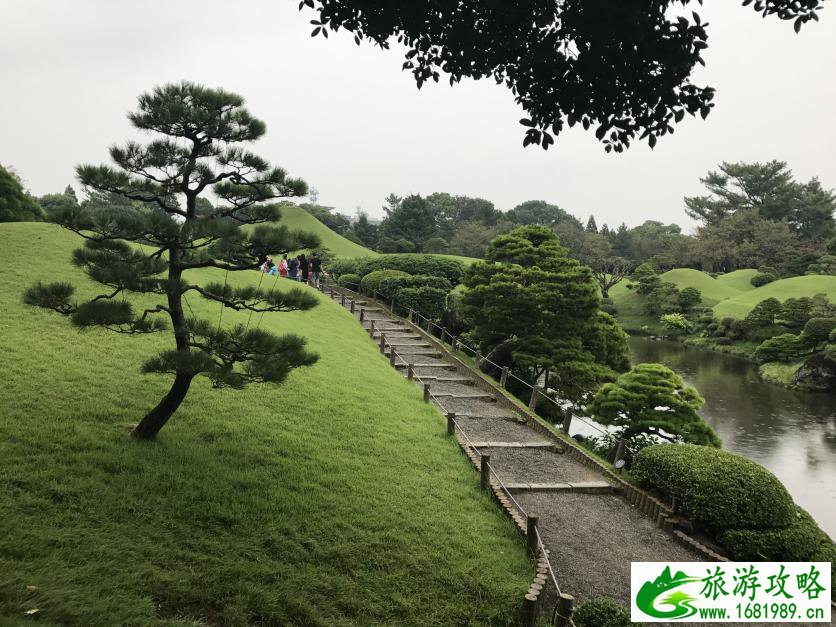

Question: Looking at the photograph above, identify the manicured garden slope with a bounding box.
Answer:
[277,202,377,258]
[714,268,759,292]
[655,268,742,305]
[713,275,836,319]
[0,223,530,625]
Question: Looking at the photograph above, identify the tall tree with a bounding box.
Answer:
[0,164,44,222]
[685,161,835,241]
[24,82,320,440]
[505,200,582,229]
[352,208,379,248]
[585,215,598,233]
[463,226,627,408]
[378,193,438,248]
[302,1,820,150]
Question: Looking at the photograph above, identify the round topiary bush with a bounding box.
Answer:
[719,507,833,561]
[359,269,410,294]
[337,273,361,289]
[632,444,796,532]
[750,272,777,287]
[378,274,452,301]
[573,597,633,627]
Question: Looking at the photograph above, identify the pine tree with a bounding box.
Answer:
[24,82,320,440]
[586,214,598,233]
[586,363,720,446]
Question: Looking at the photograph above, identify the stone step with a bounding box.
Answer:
[397,362,455,369]
[504,481,616,494]
[471,441,555,449]
[431,392,496,401]
[411,376,473,384]
[456,414,525,422]
[388,342,432,348]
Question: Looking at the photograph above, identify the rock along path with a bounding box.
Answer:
[327,289,706,608]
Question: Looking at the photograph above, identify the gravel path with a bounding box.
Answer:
[454,416,542,443]
[480,447,603,484]
[515,491,705,605]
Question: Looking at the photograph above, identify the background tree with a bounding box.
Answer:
[352,208,379,248]
[24,82,320,440]
[378,193,437,250]
[505,200,582,229]
[585,215,598,233]
[0,164,44,222]
[586,363,720,446]
[302,1,821,150]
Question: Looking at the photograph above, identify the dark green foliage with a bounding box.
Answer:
[632,444,796,533]
[505,200,582,228]
[744,297,783,329]
[342,229,363,245]
[643,282,680,316]
[379,194,438,246]
[586,312,631,374]
[802,317,836,347]
[754,333,806,363]
[300,203,351,234]
[750,272,777,287]
[628,263,661,296]
[23,82,319,439]
[331,254,465,285]
[464,226,627,407]
[396,286,448,320]
[423,236,449,254]
[304,3,820,151]
[586,364,719,446]
[780,297,814,328]
[352,210,379,248]
[337,273,362,288]
[0,165,44,222]
[573,597,633,627]
[719,507,834,562]
[676,287,702,312]
[378,274,451,301]
[359,269,410,294]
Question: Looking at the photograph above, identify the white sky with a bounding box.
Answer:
[1,0,834,231]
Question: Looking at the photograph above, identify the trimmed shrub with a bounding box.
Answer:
[574,597,633,627]
[754,333,806,363]
[802,317,836,347]
[719,507,833,562]
[359,270,410,294]
[378,274,452,301]
[328,258,362,278]
[361,254,464,284]
[750,272,777,287]
[632,444,796,532]
[396,286,447,320]
[337,273,361,289]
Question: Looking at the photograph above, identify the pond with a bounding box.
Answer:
[627,336,836,538]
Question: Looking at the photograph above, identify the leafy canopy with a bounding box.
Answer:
[301,1,821,151]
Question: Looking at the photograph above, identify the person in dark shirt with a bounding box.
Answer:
[288,255,299,280]
[299,254,309,284]
[310,252,322,288]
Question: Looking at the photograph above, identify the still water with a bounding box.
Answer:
[628,336,835,538]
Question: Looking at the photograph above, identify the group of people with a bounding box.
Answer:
[261,252,324,288]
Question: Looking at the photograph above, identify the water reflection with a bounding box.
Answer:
[629,337,836,538]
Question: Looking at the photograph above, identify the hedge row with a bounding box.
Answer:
[378,274,452,301]
[573,597,633,627]
[632,444,796,532]
[719,506,833,561]
[329,254,465,284]
[358,270,410,294]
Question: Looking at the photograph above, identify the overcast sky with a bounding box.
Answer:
[1,0,834,231]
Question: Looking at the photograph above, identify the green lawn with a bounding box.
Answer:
[277,203,378,259]
[655,268,743,305]
[713,275,836,319]
[0,223,530,625]
[714,268,759,292]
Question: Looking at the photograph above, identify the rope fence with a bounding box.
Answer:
[322,279,579,627]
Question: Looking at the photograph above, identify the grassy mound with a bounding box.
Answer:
[277,203,377,259]
[0,223,530,624]
[715,269,759,292]
[713,275,836,319]
[656,269,742,305]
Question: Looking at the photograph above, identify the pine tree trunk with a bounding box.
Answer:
[132,372,194,439]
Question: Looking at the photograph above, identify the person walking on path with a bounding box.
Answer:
[310,252,322,288]
[299,253,310,285]
[288,255,299,281]
[278,254,289,278]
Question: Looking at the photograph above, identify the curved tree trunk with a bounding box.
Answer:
[132,372,194,439]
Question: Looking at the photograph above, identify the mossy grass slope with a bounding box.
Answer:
[713,275,836,319]
[0,223,530,625]
[276,202,377,258]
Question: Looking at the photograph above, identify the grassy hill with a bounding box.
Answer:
[713,275,836,319]
[715,268,759,292]
[657,268,742,304]
[0,223,530,624]
[277,203,377,258]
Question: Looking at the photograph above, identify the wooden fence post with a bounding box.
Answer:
[522,595,537,627]
[480,454,491,490]
[359,308,365,322]
[407,364,414,380]
[613,438,627,467]
[389,349,396,367]
[379,333,386,354]
[562,410,573,433]
[423,383,430,403]
[500,366,509,387]
[528,386,539,411]
[526,516,539,555]
[340,294,346,306]
[554,593,575,627]
[451,335,458,352]
[350,299,355,314]
[369,319,376,338]
[447,412,455,436]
